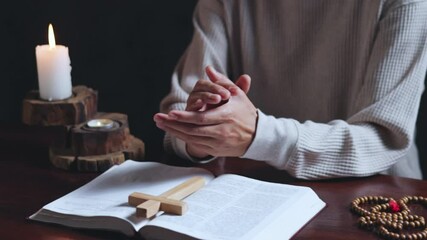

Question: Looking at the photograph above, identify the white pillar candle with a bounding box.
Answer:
[35,24,72,101]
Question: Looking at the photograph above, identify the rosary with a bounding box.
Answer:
[351,196,427,239]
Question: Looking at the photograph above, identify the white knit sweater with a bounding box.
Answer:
[160,0,427,179]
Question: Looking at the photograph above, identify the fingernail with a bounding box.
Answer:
[195,99,203,105]
[228,86,238,94]
[219,89,230,98]
[219,89,228,95]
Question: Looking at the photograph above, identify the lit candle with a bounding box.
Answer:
[35,24,72,101]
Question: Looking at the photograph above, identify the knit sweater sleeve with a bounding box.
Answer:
[243,1,427,179]
[160,0,228,160]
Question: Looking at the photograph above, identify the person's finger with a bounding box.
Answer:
[186,98,205,112]
[167,109,228,125]
[157,119,217,137]
[186,92,222,111]
[156,117,218,156]
[153,113,169,123]
[205,66,236,89]
[156,120,215,145]
[206,66,249,96]
[193,79,231,100]
[155,112,188,124]
[235,74,251,94]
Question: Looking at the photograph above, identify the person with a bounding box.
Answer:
[154,0,427,179]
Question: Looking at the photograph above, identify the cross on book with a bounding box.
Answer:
[128,176,205,218]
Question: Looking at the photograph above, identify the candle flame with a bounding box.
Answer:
[48,24,56,49]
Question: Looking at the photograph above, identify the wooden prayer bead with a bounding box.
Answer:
[351,195,427,240]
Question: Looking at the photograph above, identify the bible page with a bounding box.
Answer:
[29,160,214,236]
[142,174,325,240]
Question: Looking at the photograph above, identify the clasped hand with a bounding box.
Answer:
[154,66,257,159]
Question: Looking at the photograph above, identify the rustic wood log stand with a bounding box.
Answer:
[22,85,145,172]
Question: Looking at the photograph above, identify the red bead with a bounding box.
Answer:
[389,199,401,213]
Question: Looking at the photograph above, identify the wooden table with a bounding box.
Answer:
[1,127,427,239]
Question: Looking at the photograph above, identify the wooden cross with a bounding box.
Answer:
[128,176,205,218]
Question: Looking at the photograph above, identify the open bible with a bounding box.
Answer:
[29,160,326,240]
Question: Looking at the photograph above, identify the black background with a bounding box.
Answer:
[0,1,425,178]
[0,0,198,159]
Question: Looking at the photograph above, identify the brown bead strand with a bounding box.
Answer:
[351,196,427,240]
[378,226,427,240]
[351,196,392,216]
[377,215,425,231]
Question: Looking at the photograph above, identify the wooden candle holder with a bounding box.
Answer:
[50,135,145,172]
[22,85,97,126]
[22,85,145,172]
[72,112,131,156]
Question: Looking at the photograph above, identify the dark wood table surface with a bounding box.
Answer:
[1,125,427,240]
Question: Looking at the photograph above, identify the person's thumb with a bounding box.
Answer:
[235,74,251,94]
